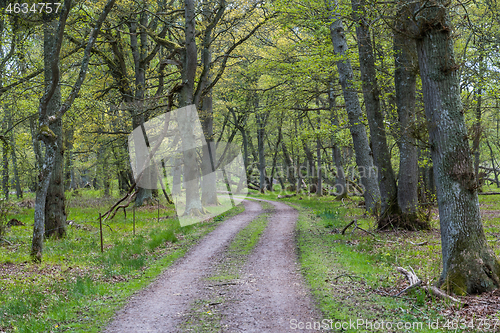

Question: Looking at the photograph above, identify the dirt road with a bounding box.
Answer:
[104,199,322,332]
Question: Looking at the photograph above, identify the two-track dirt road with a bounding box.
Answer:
[104,199,323,333]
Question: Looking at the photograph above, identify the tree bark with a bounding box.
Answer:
[8,115,22,199]
[44,19,66,238]
[177,0,204,216]
[415,0,500,294]
[327,1,381,213]
[2,111,8,200]
[486,140,499,188]
[392,1,426,229]
[256,111,267,193]
[473,87,482,189]
[329,86,347,197]
[352,0,398,216]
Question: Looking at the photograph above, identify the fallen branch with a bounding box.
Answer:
[341,219,356,235]
[0,237,13,246]
[395,267,422,296]
[478,192,500,196]
[426,285,460,303]
[408,241,428,246]
[341,219,378,239]
[395,266,459,303]
[356,225,377,238]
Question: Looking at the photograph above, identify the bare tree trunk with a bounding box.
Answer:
[392,2,427,229]
[327,1,381,213]
[30,115,43,176]
[473,87,482,189]
[177,0,204,215]
[280,134,296,188]
[415,0,500,294]
[44,19,66,238]
[269,125,282,192]
[329,86,346,197]
[486,140,499,188]
[2,112,8,200]
[256,112,267,193]
[316,108,322,196]
[129,15,154,206]
[200,76,217,205]
[352,0,397,216]
[9,117,22,199]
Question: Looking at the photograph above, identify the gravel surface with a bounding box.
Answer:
[104,200,262,333]
[219,199,322,332]
[104,199,322,332]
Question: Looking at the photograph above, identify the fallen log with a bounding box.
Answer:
[478,192,500,195]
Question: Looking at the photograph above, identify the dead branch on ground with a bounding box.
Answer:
[395,266,459,303]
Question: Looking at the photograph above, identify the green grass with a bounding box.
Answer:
[0,189,245,333]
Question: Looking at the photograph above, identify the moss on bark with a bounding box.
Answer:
[439,247,500,295]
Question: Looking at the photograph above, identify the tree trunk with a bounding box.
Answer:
[415,1,500,294]
[327,2,381,213]
[31,146,56,261]
[256,112,267,193]
[352,0,397,216]
[129,17,153,206]
[44,20,66,238]
[177,0,204,215]
[486,140,499,188]
[280,133,296,188]
[315,107,322,196]
[473,87,482,190]
[9,117,22,199]
[32,0,115,261]
[392,2,427,229]
[2,112,8,200]
[30,115,43,179]
[329,86,347,197]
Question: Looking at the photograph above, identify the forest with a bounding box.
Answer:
[1,0,500,332]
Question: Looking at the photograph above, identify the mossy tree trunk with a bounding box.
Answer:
[415,0,500,294]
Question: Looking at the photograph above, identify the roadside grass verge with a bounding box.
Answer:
[180,201,272,332]
[0,189,244,333]
[251,190,500,332]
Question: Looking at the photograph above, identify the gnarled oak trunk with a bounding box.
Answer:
[416,1,500,294]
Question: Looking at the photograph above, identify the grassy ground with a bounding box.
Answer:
[0,189,244,333]
[253,186,500,332]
